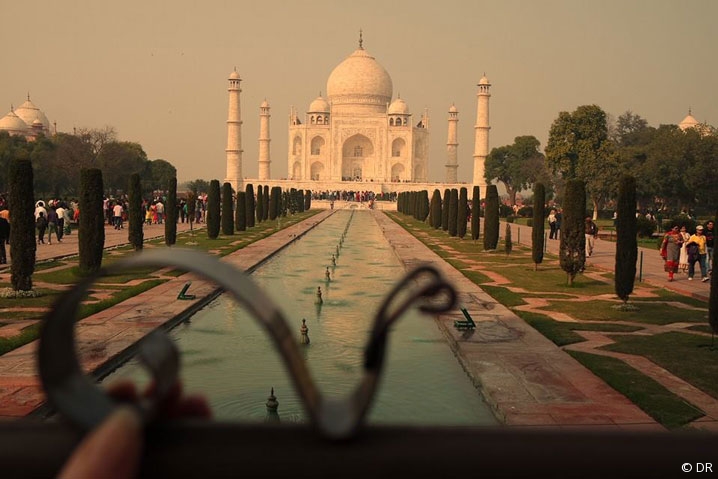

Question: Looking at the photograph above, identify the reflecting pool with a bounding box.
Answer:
[107,209,497,426]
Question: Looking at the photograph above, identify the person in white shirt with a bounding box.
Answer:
[113,202,124,230]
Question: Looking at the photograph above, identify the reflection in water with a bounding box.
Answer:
[107,211,497,426]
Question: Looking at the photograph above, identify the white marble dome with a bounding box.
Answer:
[679,110,699,131]
[229,70,241,80]
[308,95,330,113]
[14,99,50,131]
[0,110,29,134]
[326,48,392,106]
[388,97,409,115]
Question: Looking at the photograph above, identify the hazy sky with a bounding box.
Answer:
[3,0,716,184]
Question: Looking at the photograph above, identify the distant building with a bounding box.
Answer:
[678,108,713,136]
[0,95,53,140]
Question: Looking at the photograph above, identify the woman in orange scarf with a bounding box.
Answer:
[661,224,683,281]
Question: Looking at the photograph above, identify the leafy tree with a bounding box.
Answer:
[128,173,144,251]
[559,179,586,286]
[457,187,468,238]
[545,105,619,218]
[97,141,148,195]
[485,136,548,206]
[236,192,247,231]
[430,189,442,229]
[183,179,211,195]
[441,188,450,231]
[615,176,637,304]
[221,182,234,235]
[613,110,649,147]
[471,186,480,241]
[532,183,546,270]
[78,169,105,275]
[448,189,458,236]
[8,159,35,291]
[150,159,177,193]
[484,185,499,250]
[165,176,177,246]
[245,184,255,227]
[207,180,221,239]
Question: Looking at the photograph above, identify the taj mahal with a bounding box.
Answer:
[224,34,491,194]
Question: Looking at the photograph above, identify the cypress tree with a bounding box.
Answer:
[234,188,242,230]
[430,189,442,229]
[207,179,221,239]
[263,185,270,220]
[297,189,305,213]
[305,189,312,211]
[448,189,458,237]
[269,187,278,221]
[128,173,144,251]
[532,183,546,269]
[281,190,288,217]
[484,185,499,250]
[441,188,450,231]
[165,176,177,246]
[559,179,586,286]
[221,182,234,235]
[245,184,255,227]
[186,191,196,231]
[615,175,638,304]
[8,159,35,291]
[505,223,513,256]
[471,186,480,241]
[236,191,247,231]
[457,187,468,238]
[78,168,105,275]
[420,190,430,221]
[289,188,297,214]
[256,185,264,223]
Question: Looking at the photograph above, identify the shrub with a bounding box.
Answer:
[636,216,657,238]
[207,180,221,239]
[559,179,586,285]
[471,186,480,241]
[165,176,177,246]
[8,159,35,290]
[128,173,144,251]
[505,223,513,256]
[531,183,546,268]
[484,185,499,250]
[615,176,637,303]
[499,204,513,218]
[221,182,234,235]
[506,216,515,224]
[518,206,533,217]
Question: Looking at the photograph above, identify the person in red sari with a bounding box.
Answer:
[660,224,683,281]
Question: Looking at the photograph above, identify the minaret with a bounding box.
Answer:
[445,104,459,183]
[225,68,243,190]
[258,99,271,180]
[473,74,491,188]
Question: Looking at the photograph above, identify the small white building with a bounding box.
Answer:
[0,95,52,140]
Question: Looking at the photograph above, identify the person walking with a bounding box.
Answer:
[685,225,708,281]
[705,220,714,278]
[584,216,599,257]
[36,211,48,245]
[113,201,124,230]
[55,203,66,241]
[548,209,558,239]
[660,224,683,282]
[678,225,691,273]
[46,206,59,244]
[0,207,9,264]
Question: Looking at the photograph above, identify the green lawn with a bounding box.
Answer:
[538,300,706,325]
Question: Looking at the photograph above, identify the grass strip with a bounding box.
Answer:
[481,285,526,307]
[567,350,704,429]
[0,323,42,356]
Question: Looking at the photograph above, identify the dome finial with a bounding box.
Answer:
[689,106,692,115]
[27,92,30,101]
[359,29,363,49]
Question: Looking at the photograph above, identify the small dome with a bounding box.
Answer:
[327,48,393,107]
[229,70,241,80]
[260,99,270,108]
[0,110,29,133]
[478,75,490,86]
[308,95,330,113]
[679,110,699,131]
[449,104,458,113]
[14,99,50,131]
[388,97,409,115]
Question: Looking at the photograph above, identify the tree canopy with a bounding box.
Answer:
[485,135,549,206]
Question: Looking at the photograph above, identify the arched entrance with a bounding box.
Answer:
[310,161,325,180]
[292,161,302,180]
[391,163,405,182]
[341,134,373,181]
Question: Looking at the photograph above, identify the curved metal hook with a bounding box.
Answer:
[38,249,457,440]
